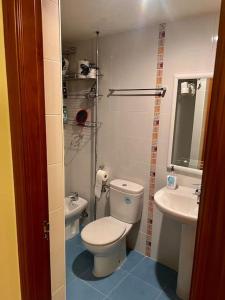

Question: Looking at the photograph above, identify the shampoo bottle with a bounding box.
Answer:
[167,166,177,190]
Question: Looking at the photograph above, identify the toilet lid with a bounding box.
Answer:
[81,217,126,246]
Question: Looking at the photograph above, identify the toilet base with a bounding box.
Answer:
[93,239,126,277]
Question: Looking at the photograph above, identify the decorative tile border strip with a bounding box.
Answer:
[146,23,166,257]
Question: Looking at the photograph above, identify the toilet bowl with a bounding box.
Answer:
[81,179,144,277]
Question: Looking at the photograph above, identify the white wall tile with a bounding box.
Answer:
[52,286,65,300]
[49,208,64,254]
[49,208,65,293]
[47,163,64,212]
[44,59,62,114]
[128,230,147,255]
[49,0,59,4]
[42,0,60,61]
[42,0,65,298]
[50,244,65,293]
[46,115,63,164]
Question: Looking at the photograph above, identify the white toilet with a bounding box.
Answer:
[81,179,144,277]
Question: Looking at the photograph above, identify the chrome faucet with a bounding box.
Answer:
[69,192,79,203]
[193,184,201,204]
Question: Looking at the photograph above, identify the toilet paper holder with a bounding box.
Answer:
[102,182,110,193]
[97,165,110,192]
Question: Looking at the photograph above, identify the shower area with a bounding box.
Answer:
[63,32,102,229]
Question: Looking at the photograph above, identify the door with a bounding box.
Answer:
[190,0,225,299]
[2,0,51,299]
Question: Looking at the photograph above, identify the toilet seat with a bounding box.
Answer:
[81,216,126,246]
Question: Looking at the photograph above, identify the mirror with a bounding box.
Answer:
[168,74,213,173]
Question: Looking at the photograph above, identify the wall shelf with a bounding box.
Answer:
[63,73,103,82]
[64,93,103,101]
[65,120,102,128]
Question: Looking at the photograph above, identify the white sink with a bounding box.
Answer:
[154,186,200,300]
[65,196,88,220]
[154,186,198,225]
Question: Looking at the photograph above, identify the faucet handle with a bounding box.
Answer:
[69,192,79,201]
[192,184,202,204]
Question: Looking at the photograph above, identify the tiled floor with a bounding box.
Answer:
[66,235,180,300]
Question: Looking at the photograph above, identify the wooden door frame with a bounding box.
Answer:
[2,0,225,299]
[2,0,51,299]
[190,0,225,298]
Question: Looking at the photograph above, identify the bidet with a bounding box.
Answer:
[65,194,88,240]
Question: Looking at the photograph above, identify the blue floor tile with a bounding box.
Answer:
[80,267,129,295]
[66,235,84,250]
[131,257,177,290]
[67,278,105,300]
[67,268,75,285]
[66,245,84,267]
[66,233,179,300]
[121,250,144,272]
[157,287,181,300]
[108,274,161,300]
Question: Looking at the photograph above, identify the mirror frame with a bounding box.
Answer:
[167,73,213,175]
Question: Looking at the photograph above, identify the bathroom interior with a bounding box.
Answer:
[57,1,220,299]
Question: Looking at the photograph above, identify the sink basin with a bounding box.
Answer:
[154,186,200,300]
[154,186,198,225]
[65,196,88,220]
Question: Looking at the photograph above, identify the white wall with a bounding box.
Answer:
[42,0,66,299]
[151,14,219,270]
[97,26,158,253]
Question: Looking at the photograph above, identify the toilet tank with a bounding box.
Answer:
[109,179,144,224]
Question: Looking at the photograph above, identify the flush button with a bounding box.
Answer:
[124,197,132,204]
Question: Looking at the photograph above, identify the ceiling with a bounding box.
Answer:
[61,0,221,43]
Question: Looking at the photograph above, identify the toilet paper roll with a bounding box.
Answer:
[95,170,109,199]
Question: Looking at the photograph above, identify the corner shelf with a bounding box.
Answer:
[64,120,102,128]
[64,93,103,101]
[63,73,103,82]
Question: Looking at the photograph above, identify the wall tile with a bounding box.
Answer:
[140,194,149,234]
[49,209,65,293]
[42,0,60,61]
[45,115,63,164]
[49,0,59,4]
[49,208,64,254]
[47,163,64,212]
[52,286,65,300]
[41,0,64,298]
[50,244,65,293]
[44,59,62,114]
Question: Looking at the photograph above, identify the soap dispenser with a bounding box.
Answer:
[167,166,177,190]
